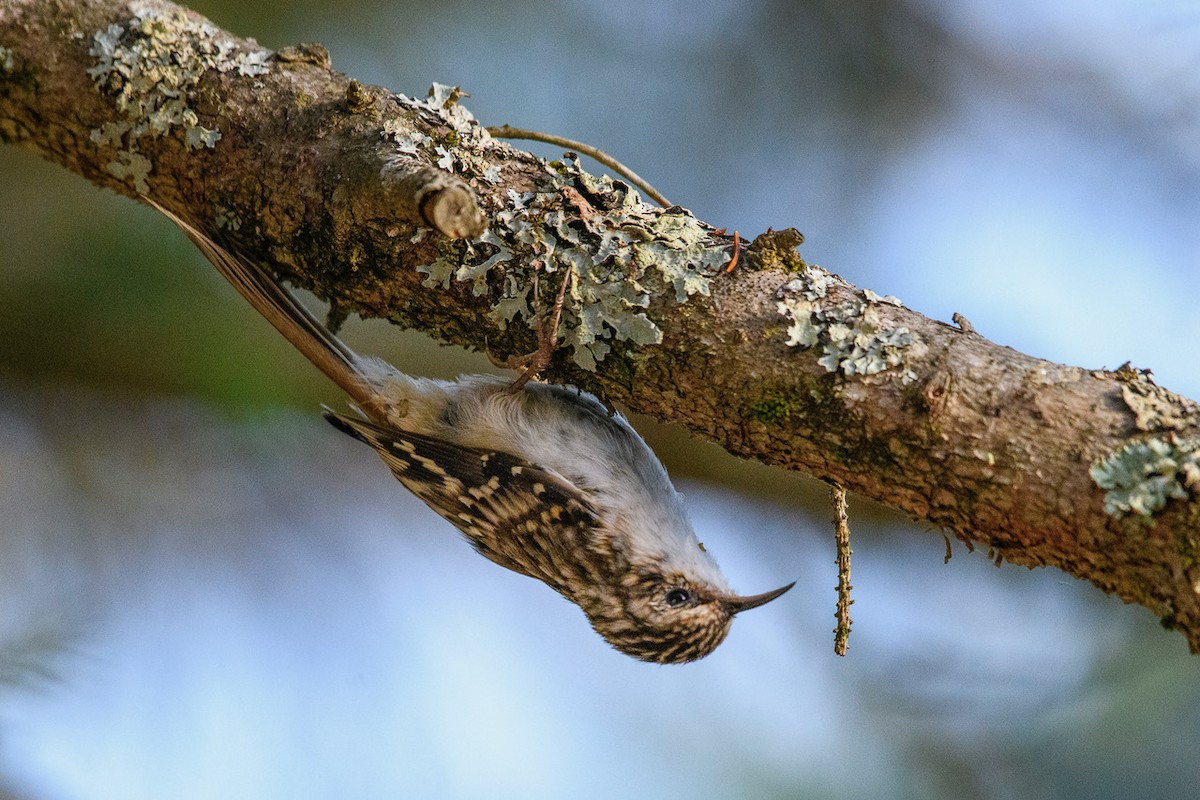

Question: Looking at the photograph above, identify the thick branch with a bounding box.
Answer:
[4,0,1200,650]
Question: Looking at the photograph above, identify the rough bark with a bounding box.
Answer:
[4,0,1200,650]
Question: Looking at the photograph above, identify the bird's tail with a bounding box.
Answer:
[146,198,381,415]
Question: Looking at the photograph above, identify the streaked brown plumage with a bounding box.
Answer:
[149,199,793,663]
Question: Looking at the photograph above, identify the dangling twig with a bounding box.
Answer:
[831,483,854,656]
[486,125,672,208]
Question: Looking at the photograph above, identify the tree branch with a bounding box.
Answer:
[4,0,1200,650]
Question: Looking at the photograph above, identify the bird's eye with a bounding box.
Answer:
[665,588,691,608]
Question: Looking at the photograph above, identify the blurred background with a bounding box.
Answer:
[2,0,1199,797]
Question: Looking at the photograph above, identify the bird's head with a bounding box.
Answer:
[580,573,795,664]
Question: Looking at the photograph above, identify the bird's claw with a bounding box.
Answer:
[505,269,570,393]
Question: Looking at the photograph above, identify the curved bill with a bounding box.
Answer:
[724,581,796,614]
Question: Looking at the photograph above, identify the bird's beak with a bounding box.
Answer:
[724,581,796,614]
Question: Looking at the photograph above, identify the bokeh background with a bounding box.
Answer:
[2,1,1199,798]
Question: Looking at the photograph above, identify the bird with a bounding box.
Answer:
[147,198,793,664]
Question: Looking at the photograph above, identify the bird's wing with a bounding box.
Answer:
[323,411,605,588]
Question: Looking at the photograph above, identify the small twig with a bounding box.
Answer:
[486,125,672,208]
[724,230,741,273]
[831,483,854,656]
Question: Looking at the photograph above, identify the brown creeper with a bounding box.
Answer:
[148,200,793,664]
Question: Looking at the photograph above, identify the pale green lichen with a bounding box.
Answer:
[105,150,153,187]
[396,84,728,370]
[86,1,271,192]
[0,45,13,72]
[1090,436,1200,517]
[1118,370,1200,433]
[213,204,242,231]
[777,268,921,383]
[384,83,498,181]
